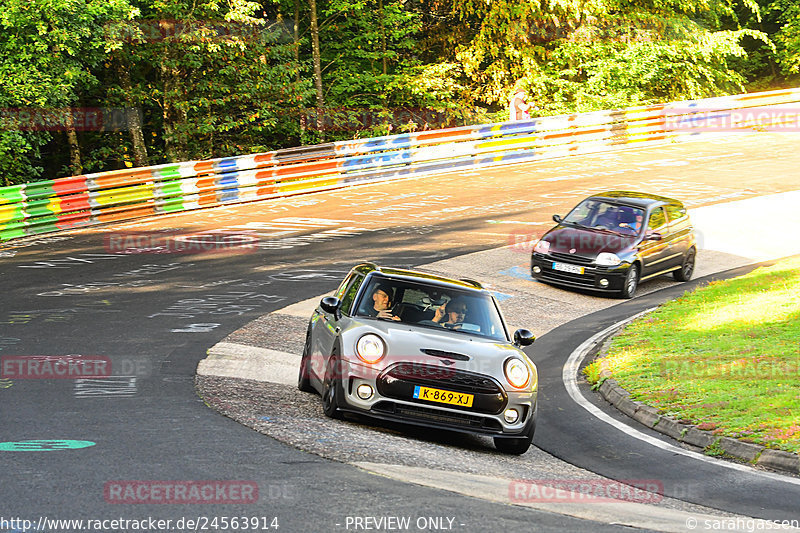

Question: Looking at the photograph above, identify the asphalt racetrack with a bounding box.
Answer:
[1,133,799,532]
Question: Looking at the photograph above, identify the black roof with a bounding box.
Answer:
[354,263,485,291]
[587,191,683,208]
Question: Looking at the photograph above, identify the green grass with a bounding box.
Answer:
[584,257,800,454]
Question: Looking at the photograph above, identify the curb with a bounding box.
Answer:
[591,327,800,478]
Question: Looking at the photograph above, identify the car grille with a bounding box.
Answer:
[372,401,503,432]
[539,268,595,287]
[384,363,499,394]
[548,252,594,265]
[377,363,507,414]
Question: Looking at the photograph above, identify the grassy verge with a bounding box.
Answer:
[584,256,800,453]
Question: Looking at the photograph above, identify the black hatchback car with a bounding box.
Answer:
[530,191,696,298]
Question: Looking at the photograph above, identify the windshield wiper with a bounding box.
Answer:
[562,220,591,229]
[590,226,628,237]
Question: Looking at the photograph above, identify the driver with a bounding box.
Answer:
[432,297,468,329]
[365,283,400,321]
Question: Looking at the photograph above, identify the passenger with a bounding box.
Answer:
[432,298,468,329]
[617,207,642,234]
[365,283,400,321]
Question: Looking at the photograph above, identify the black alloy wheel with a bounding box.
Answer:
[322,351,343,419]
[298,332,314,393]
[620,263,640,299]
[674,248,696,282]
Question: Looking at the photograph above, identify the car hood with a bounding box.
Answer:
[544,225,638,256]
[346,319,532,377]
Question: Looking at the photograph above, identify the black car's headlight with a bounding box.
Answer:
[356,334,386,364]
[533,240,550,254]
[596,252,622,266]
[504,357,530,389]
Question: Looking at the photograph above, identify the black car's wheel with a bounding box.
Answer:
[620,263,639,299]
[494,422,535,455]
[673,248,696,282]
[321,352,343,419]
[298,332,314,393]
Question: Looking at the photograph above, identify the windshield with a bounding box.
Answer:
[355,276,508,341]
[562,200,644,236]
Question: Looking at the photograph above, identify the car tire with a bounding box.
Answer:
[494,422,535,455]
[620,263,639,299]
[673,248,696,282]
[321,351,343,420]
[298,332,314,393]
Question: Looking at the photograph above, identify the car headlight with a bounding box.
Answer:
[596,252,622,266]
[533,240,550,254]
[356,334,386,364]
[504,358,530,389]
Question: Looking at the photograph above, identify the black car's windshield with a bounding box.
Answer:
[563,200,645,236]
[355,277,508,341]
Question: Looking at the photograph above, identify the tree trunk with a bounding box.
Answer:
[309,0,325,137]
[161,61,188,162]
[379,0,387,76]
[117,61,148,167]
[65,111,82,175]
[295,0,305,132]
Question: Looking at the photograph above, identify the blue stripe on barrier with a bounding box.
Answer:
[217,158,239,170]
[218,173,239,187]
[342,150,413,168]
[218,188,240,203]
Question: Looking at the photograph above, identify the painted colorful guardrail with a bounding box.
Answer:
[2,87,799,242]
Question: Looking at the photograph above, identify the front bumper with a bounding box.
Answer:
[530,253,631,292]
[337,360,536,437]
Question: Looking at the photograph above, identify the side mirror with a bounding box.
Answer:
[552,214,562,223]
[644,231,662,241]
[320,296,341,318]
[514,329,536,347]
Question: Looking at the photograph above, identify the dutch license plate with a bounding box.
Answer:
[552,261,584,275]
[413,386,474,407]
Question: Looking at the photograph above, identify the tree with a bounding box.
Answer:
[0,0,137,184]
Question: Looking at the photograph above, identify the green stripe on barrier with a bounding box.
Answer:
[23,180,56,200]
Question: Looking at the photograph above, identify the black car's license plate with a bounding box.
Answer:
[552,261,584,274]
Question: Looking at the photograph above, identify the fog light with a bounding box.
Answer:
[532,266,541,274]
[503,408,519,424]
[356,384,374,400]
[599,278,609,288]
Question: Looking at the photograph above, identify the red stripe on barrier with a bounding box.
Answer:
[53,175,89,196]
[416,129,467,142]
[254,153,277,166]
[95,202,156,223]
[275,160,339,176]
[58,194,91,212]
[55,211,92,229]
[92,168,154,189]
[194,161,215,175]
[738,90,794,101]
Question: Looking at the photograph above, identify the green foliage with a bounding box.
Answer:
[0,0,137,183]
[771,0,800,73]
[0,0,796,184]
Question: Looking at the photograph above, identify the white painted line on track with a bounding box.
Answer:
[562,310,800,487]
